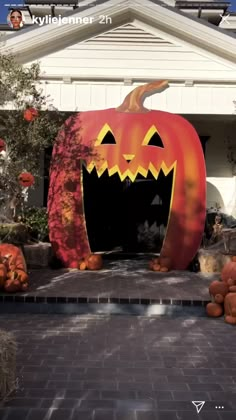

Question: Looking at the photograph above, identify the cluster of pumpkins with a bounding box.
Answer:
[206,256,236,325]
[149,256,171,272]
[77,253,103,271]
[0,244,29,293]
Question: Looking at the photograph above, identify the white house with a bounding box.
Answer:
[1,0,236,217]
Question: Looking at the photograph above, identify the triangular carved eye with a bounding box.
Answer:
[142,125,164,148]
[148,132,164,148]
[101,130,116,145]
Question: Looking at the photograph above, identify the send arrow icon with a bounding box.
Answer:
[192,401,205,413]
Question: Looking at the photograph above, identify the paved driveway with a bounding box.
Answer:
[0,314,235,420]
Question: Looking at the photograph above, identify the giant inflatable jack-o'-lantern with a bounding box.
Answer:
[48,81,206,269]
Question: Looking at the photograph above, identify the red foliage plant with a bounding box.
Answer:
[0,138,6,153]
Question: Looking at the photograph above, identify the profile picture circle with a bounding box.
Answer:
[7,9,25,30]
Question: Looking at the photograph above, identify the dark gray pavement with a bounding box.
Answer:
[0,314,236,420]
[0,258,215,301]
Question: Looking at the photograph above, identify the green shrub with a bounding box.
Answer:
[21,207,49,242]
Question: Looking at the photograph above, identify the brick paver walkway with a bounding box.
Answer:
[0,314,235,420]
[0,258,215,301]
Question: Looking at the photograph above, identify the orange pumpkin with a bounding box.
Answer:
[214,294,225,304]
[159,256,172,270]
[79,261,87,270]
[160,266,169,272]
[152,264,161,271]
[224,293,236,325]
[0,263,7,276]
[86,254,103,270]
[23,107,38,122]
[7,271,18,280]
[227,278,236,287]
[12,270,28,284]
[0,138,6,153]
[231,256,236,262]
[209,280,228,298]
[48,81,206,269]
[4,279,21,293]
[0,269,6,288]
[149,258,160,270]
[0,244,27,272]
[18,172,35,187]
[206,302,223,317]
[221,261,236,283]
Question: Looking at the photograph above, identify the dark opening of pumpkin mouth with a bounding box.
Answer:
[82,165,173,253]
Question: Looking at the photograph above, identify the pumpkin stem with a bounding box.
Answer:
[116,80,168,113]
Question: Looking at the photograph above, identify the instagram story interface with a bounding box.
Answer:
[7,9,25,30]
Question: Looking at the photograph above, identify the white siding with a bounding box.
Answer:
[32,22,236,82]
[37,45,235,80]
[42,82,236,115]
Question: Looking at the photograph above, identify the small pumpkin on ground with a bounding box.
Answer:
[15,270,28,284]
[152,264,161,272]
[160,267,169,272]
[221,259,236,283]
[0,263,7,285]
[0,270,6,289]
[149,256,171,272]
[226,278,236,287]
[4,279,21,293]
[79,261,87,271]
[207,259,236,324]
[6,271,18,280]
[0,244,29,293]
[224,293,236,325]
[209,280,229,300]
[149,257,159,271]
[206,302,223,317]
[86,254,103,270]
[0,244,27,272]
[159,256,172,270]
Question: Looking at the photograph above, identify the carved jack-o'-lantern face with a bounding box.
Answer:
[48,81,206,269]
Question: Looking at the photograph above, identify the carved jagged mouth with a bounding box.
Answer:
[84,161,174,182]
[82,165,174,253]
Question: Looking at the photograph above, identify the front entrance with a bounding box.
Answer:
[82,167,173,253]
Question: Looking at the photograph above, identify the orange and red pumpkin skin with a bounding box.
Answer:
[206,302,223,317]
[86,254,103,270]
[48,82,206,269]
[221,261,236,283]
[224,293,236,325]
[0,244,27,272]
[209,281,229,298]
